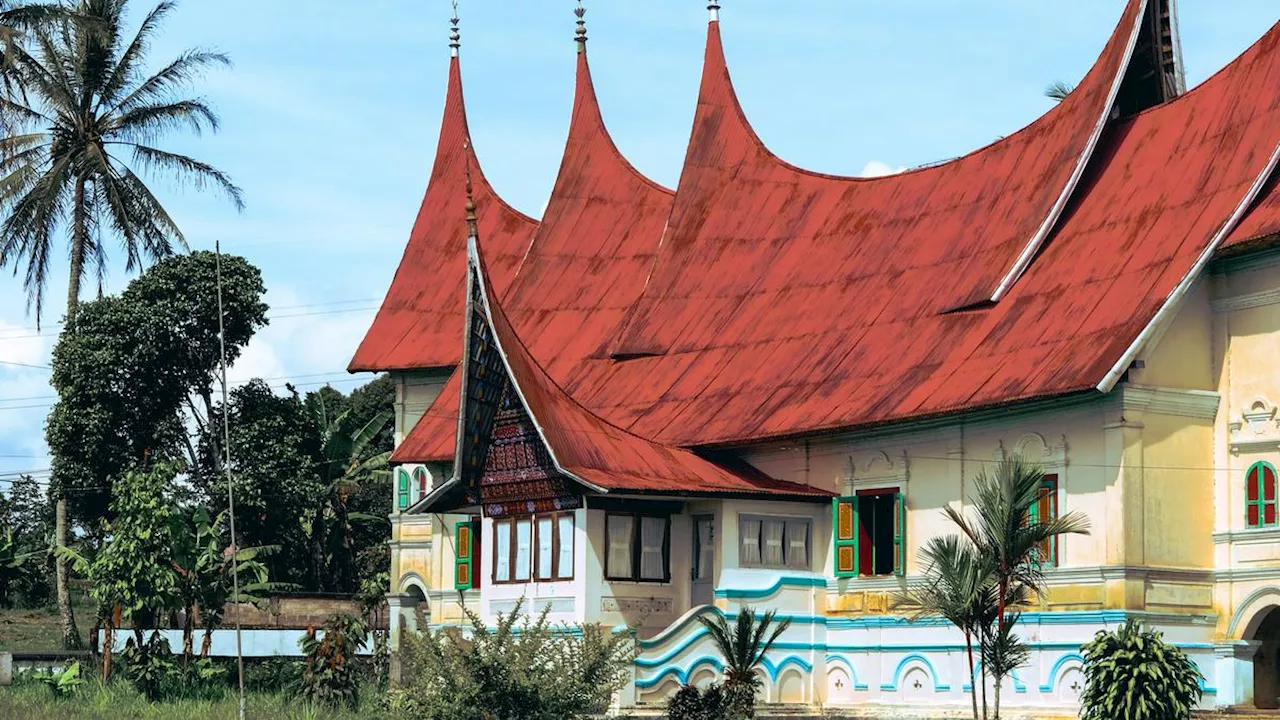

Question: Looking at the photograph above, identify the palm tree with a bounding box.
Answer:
[0,0,241,650]
[895,536,996,720]
[309,397,391,593]
[0,2,61,70]
[1045,80,1074,102]
[943,456,1090,718]
[698,606,791,714]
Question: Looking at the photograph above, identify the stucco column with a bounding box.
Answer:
[386,593,418,685]
[1215,640,1260,709]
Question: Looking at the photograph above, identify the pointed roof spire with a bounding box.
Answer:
[708,1,720,23]
[449,0,461,57]
[463,145,478,239]
[574,1,587,53]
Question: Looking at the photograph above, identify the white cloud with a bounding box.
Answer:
[859,160,907,178]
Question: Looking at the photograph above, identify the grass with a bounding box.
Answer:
[0,598,94,652]
[0,680,385,720]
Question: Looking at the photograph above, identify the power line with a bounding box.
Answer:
[0,359,50,370]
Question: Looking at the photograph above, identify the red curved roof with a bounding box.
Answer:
[392,7,1280,462]
[449,238,830,499]
[610,0,1148,360]
[592,17,1280,447]
[396,48,676,463]
[349,56,538,372]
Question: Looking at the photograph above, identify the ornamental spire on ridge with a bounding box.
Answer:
[708,1,720,23]
[463,146,478,239]
[575,1,587,53]
[449,0,460,57]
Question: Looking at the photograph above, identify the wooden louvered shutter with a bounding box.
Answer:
[396,468,411,511]
[892,491,906,577]
[833,497,858,578]
[455,521,475,590]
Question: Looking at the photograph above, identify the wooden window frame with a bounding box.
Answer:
[454,519,480,590]
[1247,461,1279,529]
[533,512,575,582]
[833,489,904,579]
[1029,474,1060,567]
[396,468,411,511]
[738,514,811,570]
[604,512,671,583]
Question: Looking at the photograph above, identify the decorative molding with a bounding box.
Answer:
[1210,287,1280,313]
[1121,384,1221,420]
[841,450,909,494]
[492,597,574,615]
[1230,396,1280,455]
[1214,526,1280,544]
[602,596,673,615]
[1209,243,1280,275]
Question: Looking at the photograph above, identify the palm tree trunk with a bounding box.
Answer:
[993,671,1002,720]
[966,632,979,720]
[55,177,89,651]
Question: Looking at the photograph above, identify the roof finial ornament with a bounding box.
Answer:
[463,143,478,238]
[708,1,720,23]
[574,1,587,53]
[449,0,461,57]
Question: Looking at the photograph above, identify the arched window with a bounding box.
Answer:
[413,467,429,503]
[1247,462,1278,529]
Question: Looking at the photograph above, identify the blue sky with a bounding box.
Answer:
[0,0,1276,486]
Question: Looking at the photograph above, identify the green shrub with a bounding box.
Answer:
[245,656,305,694]
[119,632,179,701]
[398,599,634,720]
[1080,618,1203,720]
[299,614,369,708]
[31,661,84,699]
[666,682,754,720]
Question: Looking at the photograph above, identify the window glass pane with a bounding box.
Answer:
[536,516,554,580]
[607,516,633,579]
[1268,503,1278,527]
[762,520,785,566]
[1267,465,1277,502]
[557,514,574,579]
[1250,466,1262,503]
[495,521,511,582]
[696,519,714,581]
[640,517,667,580]
[786,520,809,568]
[1249,503,1261,528]
[515,518,532,581]
[741,519,761,565]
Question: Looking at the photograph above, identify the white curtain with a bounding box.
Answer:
[495,521,511,582]
[515,518,532,581]
[786,520,809,568]
[607,516,633,578]
[556,515,574,579]
[741,519,761,565]
[762,520,785,566]
[696,519,714,581]
[536,516,554,580]
[640,517,666,580]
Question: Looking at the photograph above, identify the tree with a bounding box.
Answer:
[698,607,791,717]
[1080,619,1203,720]
[7,473,52,606]
[895,536,997,720]
[309,393,390,593]
[939,457,1091,718]
[0,2,61,70]
[1045,81,1074,102]
[0,0,242,649]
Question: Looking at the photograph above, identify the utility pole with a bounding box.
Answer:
[215,239,247,720]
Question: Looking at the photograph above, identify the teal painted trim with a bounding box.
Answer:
[1039,653,1085,693]
[713,575,827,600]
[826,609,1215,630]
[635,654,813,689]
[881,654,950,693]
[637,609,825,652]
[825,655,869,692]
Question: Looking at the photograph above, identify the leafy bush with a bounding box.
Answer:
[300,614,369,708]
[245,657,305,694]
[119,632,179,701]
[398,599,634,720]
[1080,619,1203,720]
[666,682,754,720]
[32,661,84,699]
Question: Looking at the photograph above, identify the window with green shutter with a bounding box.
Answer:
[833,497,858,578]
[455,520,478,590]
[893,490,906,577]
[396,468,411,511]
